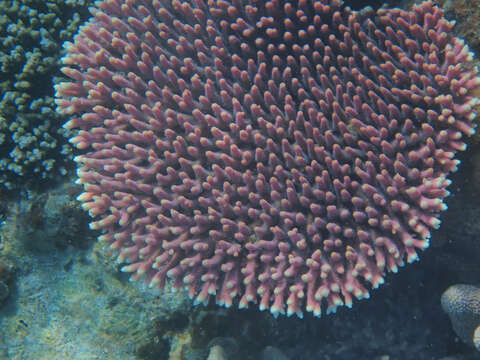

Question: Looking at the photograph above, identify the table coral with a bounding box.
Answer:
[56,0,479,317]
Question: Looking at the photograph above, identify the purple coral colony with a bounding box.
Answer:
[55,0,480,318]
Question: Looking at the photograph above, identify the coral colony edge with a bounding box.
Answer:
[55,0,480,318]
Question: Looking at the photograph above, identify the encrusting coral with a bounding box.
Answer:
[56,0,480,317]
[0,0,93,190]
[441,284,480,351]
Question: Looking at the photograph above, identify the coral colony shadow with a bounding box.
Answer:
[55,0,479,318]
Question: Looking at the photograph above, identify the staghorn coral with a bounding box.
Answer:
[0,0,93,190]
[441,284,480,351]
[56,0,479,317]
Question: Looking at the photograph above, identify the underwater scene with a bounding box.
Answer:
[0,0,480,359]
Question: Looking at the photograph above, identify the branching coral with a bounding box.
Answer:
[56,0,479,317]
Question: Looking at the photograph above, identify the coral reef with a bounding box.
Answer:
[1,158,480,359]
[1,182,93,252]
[0,184,193,359]
[56,0,479,318]
[441,284,480,351]
[0,0,93,190]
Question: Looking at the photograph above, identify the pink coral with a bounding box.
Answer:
[55,0,479,317]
